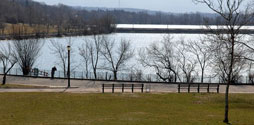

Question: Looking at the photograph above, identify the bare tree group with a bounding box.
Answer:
[13,39,43,75]
[79,35,102,79]
[49,37,76,77]
[0,38,43,84]
[79,35,134,80]
[139,35,213,83]
[139,35,179,82]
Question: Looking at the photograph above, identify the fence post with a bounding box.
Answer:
[112,84,114,93]
[178,84,180,93]
[141,84,144,93]
[122,84,124,93]
[102,84,104,93]
[188,84,190,93]
[132,84,134,93]
[198,84,200,93]
[207,84,210,93]
[217,84,220,93]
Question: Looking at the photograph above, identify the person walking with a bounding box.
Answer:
[51,66,57,79]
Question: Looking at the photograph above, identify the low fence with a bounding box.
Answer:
[1,67,254,84]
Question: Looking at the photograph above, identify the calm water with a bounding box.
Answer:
[1,33,201,71]
[0,33,213,83]
[1,33,252,83]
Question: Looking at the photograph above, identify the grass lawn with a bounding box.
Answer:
[0,84,49,89]
[0,93,253,125]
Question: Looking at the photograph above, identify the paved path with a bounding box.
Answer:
[0,75,254,93]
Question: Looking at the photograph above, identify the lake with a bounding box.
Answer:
[0,29,252,83]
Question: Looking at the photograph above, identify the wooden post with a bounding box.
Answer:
[217,84,220,93]
[122,84,124,93]
[207,84,210,93]
[102,84,104,93]
[178,84,180,93]
[132,84,134,93]
[141,84,144,93]
[188,84,190,93]
[112,84,114,93]
[198,84,200,93]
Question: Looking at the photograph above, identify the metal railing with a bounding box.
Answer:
[1,67,254,84]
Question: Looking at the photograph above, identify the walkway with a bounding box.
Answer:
[0,75,254,93]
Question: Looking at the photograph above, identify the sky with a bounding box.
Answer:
[33,0,252,13]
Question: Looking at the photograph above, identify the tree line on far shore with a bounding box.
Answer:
[2,0,254,38]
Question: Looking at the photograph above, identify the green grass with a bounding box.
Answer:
[0,84,49,89]
[0,93,253,125]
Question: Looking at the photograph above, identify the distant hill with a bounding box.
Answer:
[74,6,165,15]
[0,0,236,28]
[75,6,217,17]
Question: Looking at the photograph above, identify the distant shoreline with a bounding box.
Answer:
[2,24,254,40]
[115,24,254,34]
[0,32,110,40]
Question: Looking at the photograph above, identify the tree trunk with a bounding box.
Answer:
[113,71,117,80]
[22,67,30,76]
[223,83,230,123]
[85,63,89,79]
[174,73,177,82]
[93,68,97,79]
[85,63,88,79]
[2,74,6,85]
[201,68,204,83]
[186,74,190,83]
[224,34,235,123]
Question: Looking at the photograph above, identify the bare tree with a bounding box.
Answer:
[13,39,43,75]
[101,37,134,80]
[79,42,91,79]
[139,35,179,82]
[211,37,247,83]
[193,0,254,123]
[79,35,103,79]
[176,40,197,83]
[186,38,212,83]
[49,37,75,77]
[0,43,17,85]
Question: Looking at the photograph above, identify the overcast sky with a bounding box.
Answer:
[33,0,251,13]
